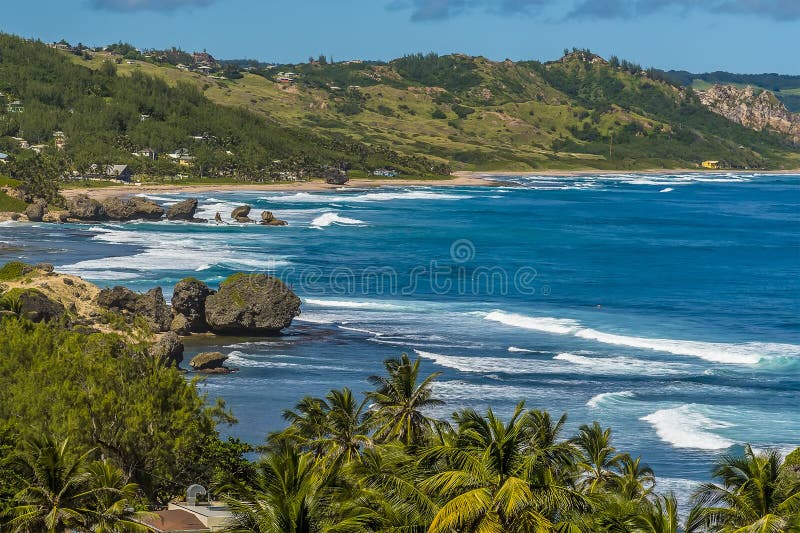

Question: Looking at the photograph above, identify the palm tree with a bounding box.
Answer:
[573,422,625,494]
[635,493,681,533]
[224,442,369,533]
[690,444,800,532]
[421,403,589,533]
[367,353,443,447]
[609,455,655,501]
[4,434,144,533]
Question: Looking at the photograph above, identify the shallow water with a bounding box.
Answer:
[2,172,798,495]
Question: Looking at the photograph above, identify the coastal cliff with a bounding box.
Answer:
[699,85,800,143]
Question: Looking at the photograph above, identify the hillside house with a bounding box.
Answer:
[105,164,133,182]
[701,160,721,169]
[141,485,232,533]
[0,153,8,164]
[372,168,397,177]
[7,100,24,113]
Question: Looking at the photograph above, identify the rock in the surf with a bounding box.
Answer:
[260,211,287,226]
[67,194,107,221]
[205,273,301,334]
[167,198,203,221]
[102,197,164,221]
[231,205,252,223]
[25,199,47,222]
[171,278,215,332]
[189,351,229,372]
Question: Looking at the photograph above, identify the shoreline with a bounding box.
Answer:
[59,169,800,200]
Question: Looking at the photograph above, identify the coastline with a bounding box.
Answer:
[58,168,800,200]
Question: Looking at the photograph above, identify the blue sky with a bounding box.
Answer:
[3,0,798,73]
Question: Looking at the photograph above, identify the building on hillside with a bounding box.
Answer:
[133,148,158,160]
[372,168,397,177]
[7,100,24,113]
[0,153,9,164]
[53,131,67,150]
[701,160,721,169]
[140,485,233,533]
[30,144,48,154]
[105,164,133,182]
[10,137,29,149]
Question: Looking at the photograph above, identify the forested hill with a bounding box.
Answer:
[1,35,798,176]
[0,35,449,181]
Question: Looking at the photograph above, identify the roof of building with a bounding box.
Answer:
[142,509,210,533]
[0,153,8,159]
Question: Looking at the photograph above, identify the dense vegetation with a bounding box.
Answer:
[0,305,797,532]
[0,34,449,183]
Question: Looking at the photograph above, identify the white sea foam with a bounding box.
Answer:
[508,346,540,353]
[586,390,635,408]
[485,311,580,335]
[554,352,689,375]
[310,212,366,228]
[226,351,346,371]
[415,350,544,374]
[641,404,735,450]
[659,188,674,193]
[261,190,468,203]
[434,380,539,401]
[304,298,406,310]
[484,310,800,365]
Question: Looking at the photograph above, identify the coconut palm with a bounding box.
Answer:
[608,455,655,501]
[635,493,681,533]
[421,403,589,533]
[573,422,625,494]
[690,444,800,532]
[224,442,369,533]
[367,353,443,447]
[5,434,143,533]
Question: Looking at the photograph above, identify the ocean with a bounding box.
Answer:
[2,172,798,499]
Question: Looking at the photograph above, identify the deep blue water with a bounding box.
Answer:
[2,172,798,499]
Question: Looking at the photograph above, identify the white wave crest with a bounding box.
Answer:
[508,346,540,353]
[261,190,469,203]
[659,188,674,193]
[553,352,689,375]
[587,390,635,408]
[484,311,800,365]
[304,298,406,310]
[641,404,735,450]
[310,212,366,228]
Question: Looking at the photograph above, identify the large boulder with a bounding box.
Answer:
[189,351,229,371]
[15,289,66,323]
[170,313,192,335]
[25,199,47,222]
[96,286,171,332]
[68,194,106,221]
[260,211,288,226]
[205,273,301,334]
[149,332,184,366]
[171,278,215,332]
[102,197,164,221]
[167,198,205,222]
[231,205,252,223]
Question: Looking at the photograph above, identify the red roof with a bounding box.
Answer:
[142,509,210,533]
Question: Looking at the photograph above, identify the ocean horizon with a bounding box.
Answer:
[2,171,798,500]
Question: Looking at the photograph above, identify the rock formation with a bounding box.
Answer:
[699,85,800,143]
[67,194,107,220]
[25,199,47,222]
[260,211,288,226]
[170,313,192,335]
[149,331,184,366]
[231,205,253,223]
[167,198,205,222]
[14,288,66,323]
[96,286,172,332]
[189,351,232,373]
[101,197,164,221]
[204,273,301,334]
[171,278,215,332]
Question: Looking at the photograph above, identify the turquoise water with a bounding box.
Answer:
[2,172,798,497]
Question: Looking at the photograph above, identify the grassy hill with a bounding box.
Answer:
[1,35,798,179]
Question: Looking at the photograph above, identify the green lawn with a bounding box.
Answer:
[0,191,26,212]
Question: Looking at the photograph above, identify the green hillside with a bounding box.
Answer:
[1,35,798,181]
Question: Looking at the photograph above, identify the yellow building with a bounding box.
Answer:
[701,160,720,169]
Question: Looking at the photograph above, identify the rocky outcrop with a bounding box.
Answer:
[42,211,69,223]
[14,289,66,323]
[260,211,287,226]
[189,351,232,373]
[170,313,191,335]
[101,197,164,221]
[171,278,215,332]
[231,205,253,223]
[167,198,205,222]
[205,273,301,334]
[25,199,47,222]
[214,212,222,223]
[149,331,184,366]
[96,286,171,332]
[699,85,800,143]
[67,194,107,220]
